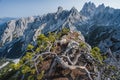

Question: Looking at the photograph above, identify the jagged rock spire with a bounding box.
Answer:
[57,6,63,14]
[70,6,78,13]
[97,3,105,11]
[80,1,96,17]
[95,3,105,14]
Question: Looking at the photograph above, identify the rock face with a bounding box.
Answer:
[0,2,120,58]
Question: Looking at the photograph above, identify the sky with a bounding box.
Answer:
[0,0,120,18]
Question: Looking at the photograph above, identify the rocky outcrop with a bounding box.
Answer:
[41,31,94,80]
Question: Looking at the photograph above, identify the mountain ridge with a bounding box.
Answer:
[0,2,120,59]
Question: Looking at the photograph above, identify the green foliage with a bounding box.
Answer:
[61,27,70,35]
[35,47,41,53]
[27,44,34,50]
[48,32,56,43]
[9,39,46,80]
[37,34,49,51]
[37,34,48,42]
[21,52,33,62]
[91,47,104,64]
[39,56,44,62]
[10,50,45,80]
[79,42,86,48]
[21,65,31,74]
[107,65,116,71]
[30,69,36,75]
[37,70,44,80]
[28,75,35,80]
[11,63,21,70]
[57,27,70,39]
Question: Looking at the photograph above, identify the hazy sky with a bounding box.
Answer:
[0,0,120,18]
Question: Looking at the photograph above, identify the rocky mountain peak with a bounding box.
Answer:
[57,6,63,14]
[98,3,105,9]
[95,3,105,14]
[70,7,78,12]
[105,6,114,14]
[69,7,80,17]
[80,1,96,17]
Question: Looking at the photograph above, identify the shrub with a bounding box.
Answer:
[91,47,104,64]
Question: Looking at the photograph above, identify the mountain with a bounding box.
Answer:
[0,2,120,80]
[80,2,96,18]
[0,2,120,61]
[0,6,87,58]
